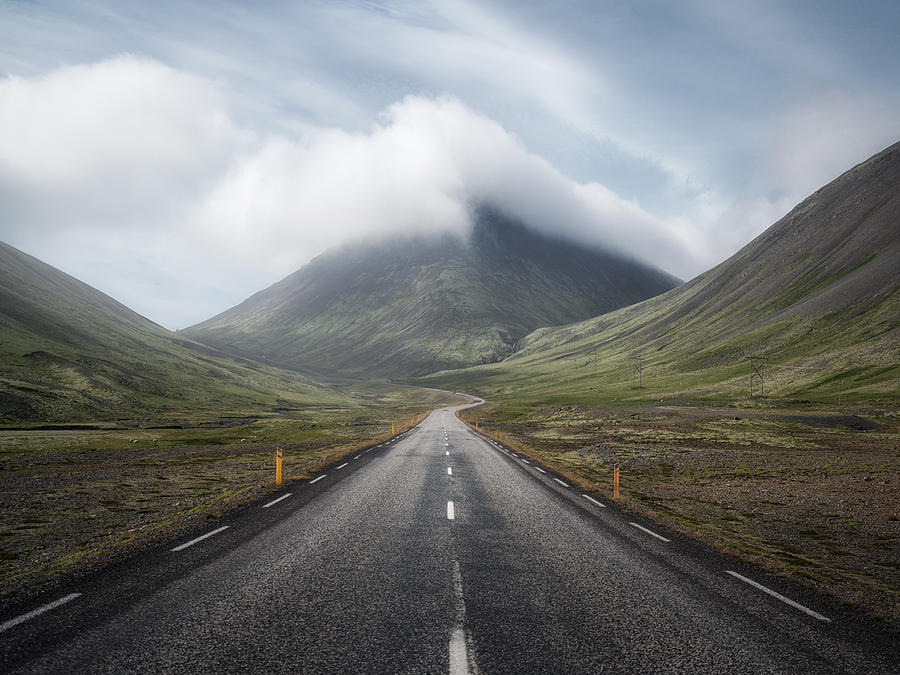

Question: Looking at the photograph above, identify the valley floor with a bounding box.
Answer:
[460,400,900,626]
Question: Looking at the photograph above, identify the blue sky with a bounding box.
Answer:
[1,0,898,328]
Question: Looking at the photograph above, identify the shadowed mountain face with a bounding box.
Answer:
[432,141,899,403]
[0,243,350,421]
[184,209,681,377]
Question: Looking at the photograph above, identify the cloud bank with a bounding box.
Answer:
[0,56,701,327]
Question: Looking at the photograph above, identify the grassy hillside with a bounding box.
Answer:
[183,207,680,377]
[0,241,358,422]
[420,141,900,406]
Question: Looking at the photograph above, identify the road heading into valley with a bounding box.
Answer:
[2,399,896,673]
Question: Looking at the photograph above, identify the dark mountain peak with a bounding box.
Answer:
[184,210,681,377]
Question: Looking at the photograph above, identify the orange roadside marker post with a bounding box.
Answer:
[275,448,284,486]
[614,463,620,499]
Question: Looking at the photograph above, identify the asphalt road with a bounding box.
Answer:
[1,400,897,673]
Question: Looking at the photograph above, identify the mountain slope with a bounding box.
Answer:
[421,141,900,403]
[0,242,352,421]
[184,208,681,377]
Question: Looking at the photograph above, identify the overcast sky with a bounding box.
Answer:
[1,0,898,329]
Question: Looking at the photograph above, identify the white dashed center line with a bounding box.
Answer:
[446,450,450,456]
[354,454,361,460]
[337,462,348,470]
[262,493,292,508]
[553,478,570,488]
[0,593,82,634]
[726,571,831,622]
[309,475,326,484]
[171,526,230,552]
[535,467,546,474]
[630,522,670,542]
[447,501,455,520]
[521,459,530,464]
[449,560,473,674]
[582,494,606,508]
[448,467,453,475]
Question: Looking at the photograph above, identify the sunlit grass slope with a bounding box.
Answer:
[0,241,355,422]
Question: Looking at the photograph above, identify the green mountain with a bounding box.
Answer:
[0,242,352,422]
[183,208,681,377]
[421,141,900,404]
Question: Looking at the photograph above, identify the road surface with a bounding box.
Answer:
[1,400,896,673]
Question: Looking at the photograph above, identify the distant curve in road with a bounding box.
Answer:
[1,398,896,673]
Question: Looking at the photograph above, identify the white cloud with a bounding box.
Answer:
[189,94,702,281]
[0,55,703,328]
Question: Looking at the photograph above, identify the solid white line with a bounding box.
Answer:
[535,467,546,474]
[583,494,606,508]
[726,571,831,622]
[0,593,82,633]
[171,526,230,552]
[554,478,570,487]
[629,522,670,542]
[447,501,455,520]
[337,462,348,469]
[262,493,292,508]
[309,475,326,484]
[448,467,453,475]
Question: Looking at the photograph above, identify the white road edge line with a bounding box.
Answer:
[309,475,326,484]
[726,571,831,622]
[262,493,292,508]
[447,501,455,520]
[554,478,570,487]
[582,494,606,508]
[0,593,82,634]
[629,522,670,542]
[448,467,453,475]
[337,462,348,469]
[171,526,230,552]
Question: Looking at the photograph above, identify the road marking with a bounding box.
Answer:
[337,462,348,469]
[448,467,453,475]
[262,493,292,508]
[354,454,361,460]
[447,501,455,520]
[446,450,450,456]
[554,478,570,487]
[446,442,449,446]
[309,475,326,484]
[171,526,230,552]
[726,571,831,622]
[0,593,82,634]
[535,467,546,474]
[629,522,670,542]
[583,494,606,508]
[521,459,530,464]
[450,560,473,674]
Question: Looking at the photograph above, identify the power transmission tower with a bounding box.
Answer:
[631,356,644,388]
[748,356,767,397]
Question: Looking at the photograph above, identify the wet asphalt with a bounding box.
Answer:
[1,401,897,673]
